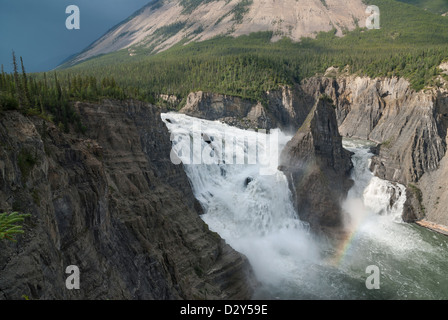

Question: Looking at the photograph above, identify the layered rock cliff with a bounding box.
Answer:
[278,97,353,232]
[301,75,447,186]
[300,73,448,225]
[179,86,314,132]
[0,100,254,300]
[179,91,271,129]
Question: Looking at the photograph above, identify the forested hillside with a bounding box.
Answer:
[0,53,126,133]
[2,0,448,121]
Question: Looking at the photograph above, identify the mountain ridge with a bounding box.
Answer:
[64,0,369,67]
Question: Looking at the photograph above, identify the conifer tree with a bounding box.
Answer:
[12,51,24,110]
[43,72,48,91]
[54,72,62,101]
[20,56,31,108]
[0,212,30,242]
[0,64,5,89]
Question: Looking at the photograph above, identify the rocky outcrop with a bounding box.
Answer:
[299,73,448,225]
[278,97,353,232]
[179,91,270,129]
[301,75,447,185]
[402,187,426,223]
[266,85,316,133]
[179,86,313,132]
[0,100,255,300]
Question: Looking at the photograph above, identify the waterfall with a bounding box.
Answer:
[161,113,447,299]
[341,138,407,231]
[161,112,317,288]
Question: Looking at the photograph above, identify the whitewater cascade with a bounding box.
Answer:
[162,113,447,299]
[342,139,407,229]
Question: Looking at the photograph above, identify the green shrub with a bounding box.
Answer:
[0,212,30,242]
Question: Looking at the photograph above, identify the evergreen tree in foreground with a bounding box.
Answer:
[0,212,30,242]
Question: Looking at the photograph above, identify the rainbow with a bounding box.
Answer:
[328,211,367,267]
[329,228,360,266]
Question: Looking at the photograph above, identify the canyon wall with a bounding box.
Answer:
[301,74,448,225]
[179,86,314,133]
[0,100,255,300]
[301,75,447,185]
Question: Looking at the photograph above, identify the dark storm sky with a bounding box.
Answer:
[0,0,150,73]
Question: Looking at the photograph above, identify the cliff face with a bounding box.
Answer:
[300,74,448,225]
[179,86,314,132]
[301,75,447,187]
[180,91,270,129]
[0,100,254,300]
[279,98,353,232]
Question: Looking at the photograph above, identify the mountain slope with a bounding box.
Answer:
[66,0,368,66]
